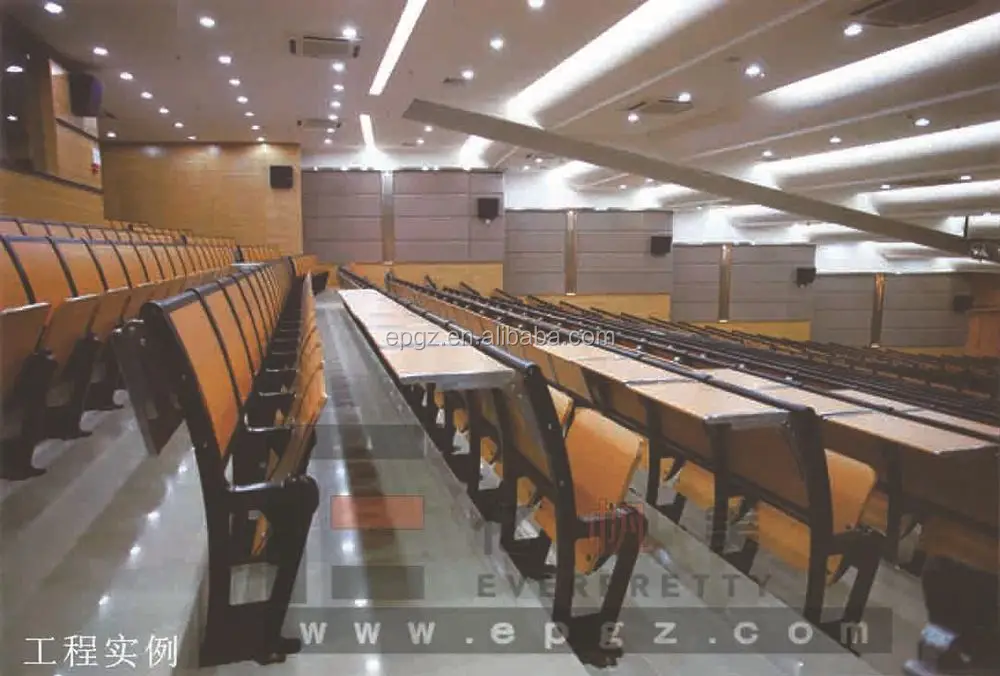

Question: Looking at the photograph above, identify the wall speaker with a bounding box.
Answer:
[69,72,103,118]
[269,165,294,189]
[795,266,817,286]
[477,196,501,221]
[952,294,974,313]
[650,235,672,256]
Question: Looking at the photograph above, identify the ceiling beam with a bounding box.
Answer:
[404,99,1000,262]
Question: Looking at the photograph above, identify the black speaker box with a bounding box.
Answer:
[69,72,103,118]
[952,294,974,313]
[476,197,501,221]
[795,266,817,286]
[650,235,672,256]
[269,165,294,189]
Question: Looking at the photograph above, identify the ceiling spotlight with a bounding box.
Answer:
[218,55,232,65]
[880,183,892,190]
[173,122,184,128]
[618,184,627,190]
[333,83,344,91]
[762,149,774,158]
[914,117,930,127]
[461,69,474,80]
[424,125,433,132]
[5,65,24,74]
[92,46,109,57]
[421,165,429,171]
[416,137,425,145]
[229,78,241,86]
[744,63,764,78]
[433,165,440,171]
[187,135,197,141]
[960,175,972,181]
[119,71,134,81]
[43,2,63,15]
[106,131,117,138]
[645,177,654,183]
[158,107,169,114]
[141,91,153,99]
[829,136,842,144]
[844,23,864,37]
[330,100,342,108]
[328,114,339,121]
[251,124,260,130]
[676,91,692,103]
[342,26,358,39]
[332,61,345,72]
[6,114,17,122]
[237,95,248,104]
[522,164,530,171]
[528,0,545,8]
[256,136,266,143]
[326,127,336,133]
[324,138,333,145]
[627,111,640,123]
[490,36,505,51]
[534,157,543,164]
[199,16,216,28]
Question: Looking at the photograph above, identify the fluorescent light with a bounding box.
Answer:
[618,184,627,190]
[829,136,842,144]
[43,2,63,15]
[245,111,254,117]
[187,135,197,140]
[326,127,335,133]
[331,100,342,108]
[627,111,640,123]
[141,91,153,99]
[93,46,109,56]
[158,107,169,114]
[324,138,333,144]
[256,136,266,142]
[490,36,505,51]
[237,95,248,104]
[328,114,339,121]
[106,131,117,138]
[199,16,216,28]
[120,72,134,81]
[229,78,241,86]
[677,91,692,103]
[360,113,376,147]
[528,0,545,9]
[342,26,358,39]
[332,61,346,72]
[422,165,429,171]
[534,157,543,164]
[960,175,972,181]
[547,160,598,182]
[370,0,428,96]
[744,63,764,78]
[6,114,17,122]
[761,149,774,158]
[424,125,433,132]
[251,124,260,130]
[763,13,1000,109]
[333,83,344,91]
[914,117,930,127]
[522,164,530,171]
[416,137,425,145]
[461,69,474,80]
[870,179,1000,204]
[174,122,184,128]
[5,65,23,74]
[218,55,232,65]
[844,23,863,37]
[881,184,891,190]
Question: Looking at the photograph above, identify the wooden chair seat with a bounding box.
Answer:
[920,517,999,574]
[674,464,742,515]
[548,385,574,427]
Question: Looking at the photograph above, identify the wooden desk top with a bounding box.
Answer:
[540,343,619,362]
[909,408,1000,441]
[831,388,920,412]
[700,368,788,392]
[631,380,786,428]
[826,412,995,456]
[384,345,514,391]
[582,356,692,384]
[764,386,871,417]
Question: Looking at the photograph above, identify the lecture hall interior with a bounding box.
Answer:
[0,0,998,674]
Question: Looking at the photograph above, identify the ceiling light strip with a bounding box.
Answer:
[360,113,376,148]
[369,0,429,96]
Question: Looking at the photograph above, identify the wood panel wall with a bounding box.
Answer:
[101,144,303,252]
[533,293,672,319]
[0,168,104,222]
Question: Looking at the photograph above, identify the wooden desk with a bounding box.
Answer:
[831,388,921,412]
[764,386,871,417]
[540,343,619,363]
[908,408,1000,440]
[827,412,994,459]
[700,368,788,392]
[631,381,786,429]
[581,355,692,384]
[383,345,514,391]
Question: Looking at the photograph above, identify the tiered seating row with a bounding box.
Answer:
[115,261,326,666]
[239,244,283,262]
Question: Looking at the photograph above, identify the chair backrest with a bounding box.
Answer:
[19,221,50,238]
[113,242,147,285]
[87,241,131,290]
[150,245,177,278]
[47,223,72,238]
[0,219,22,236]
[5,236,73,307]
[67,225,90,239]
[235,275,269,347]
[51,238,106,296]
[0,240,31,309]
[135,244,165,281]
[197,281,255,403]
[88,227,108,242]
[223,276,264,372]
[163,244,187,276]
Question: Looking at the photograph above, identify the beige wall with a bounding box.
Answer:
[102,143,303,252]
[0,168,105,223]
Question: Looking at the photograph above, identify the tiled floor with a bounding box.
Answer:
[0,291,924,675]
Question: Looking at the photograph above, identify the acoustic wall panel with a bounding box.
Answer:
[670,244,721,322]
[811,274,876,346]
[504,211,566,295]
[882,274,970,347]
[302,171,383,263]
[729,244,815,322]
[574,211,673,295]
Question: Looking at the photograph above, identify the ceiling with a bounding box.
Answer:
[5,0,999,259]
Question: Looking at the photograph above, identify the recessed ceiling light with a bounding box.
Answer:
[229,78,241,87]
[676,91,692,103]
[251,124,260,130]
[331,101,342,108]
[762,149,774,158]
[522,164,530,171]
[324,138,333,144]
[914,117,930,127]
[332,61,345,72]
[627,111,640,123]
[960,174,972,181]
[528,0,545,8]
[237,95,248,104]
[416,137,425,145]
[829,136,842,144]
[844,23,863,37]
[106,131,117,138]
[490,36,505,51]
[328,114,339,121]
[218,55,232,65]
[534,157,543,164]
[43,2,63,15]
[326,127,336,133]
[984,212,993,217]
[424,125,433,132]
[5,65,24,74]
[6,114,17,122]
[618,184,627,190]
[744,63,764,78]
[174,122,184,128]
[187,135,197,140]
[342,26,358,39]
[433,165,440,171]
[199,16,216,28]
[245,111,254,117]
[256,136,266,142]
[141,91,153,99]
[421,165,429,171]
[119,71,134,81]
[880,183,892,190]
[645,177,654,183]
[92,46,109,57]
[333,83,344,91]
[158,107,169,114]
[461,69,474,80]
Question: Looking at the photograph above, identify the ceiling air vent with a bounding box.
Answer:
[630,99,694,116]
[851,0,979,27]
[889,175,961,188]
[289,36,360,59]
[298,119,343,131]
[442,76,468,86]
